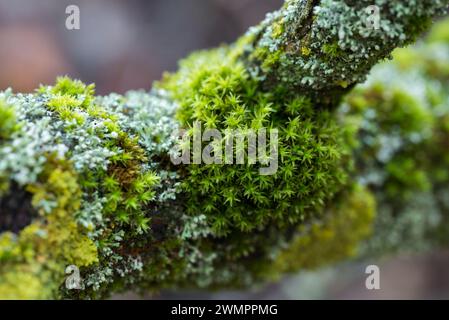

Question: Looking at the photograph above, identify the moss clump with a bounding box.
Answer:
[0,157,97,299]
[160,47,352,236]
[0,78,184,299]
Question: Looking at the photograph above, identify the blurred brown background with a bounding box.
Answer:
[111,251,449,300]
[0,0,282,94]
[2,0,449,299]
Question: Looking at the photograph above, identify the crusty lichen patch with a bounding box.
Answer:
[242,0,449,107]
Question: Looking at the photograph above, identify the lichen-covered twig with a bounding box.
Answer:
[242,0,448,106]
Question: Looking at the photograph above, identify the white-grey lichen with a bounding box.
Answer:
[243,0,449,105]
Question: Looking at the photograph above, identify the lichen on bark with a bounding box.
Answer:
[0,0,448,299]
[241,0,448,106]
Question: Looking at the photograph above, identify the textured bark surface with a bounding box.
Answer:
[242,0,448,106]
[0,0,448,299]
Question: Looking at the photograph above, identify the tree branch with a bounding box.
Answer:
[241,0,448,106]
[0,0,448,299]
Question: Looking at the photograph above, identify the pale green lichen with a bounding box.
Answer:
[339,20,449,257]
[242,0,449,106]
[1,1,449,299]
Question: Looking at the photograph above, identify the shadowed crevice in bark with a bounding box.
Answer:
[0,183,36,233]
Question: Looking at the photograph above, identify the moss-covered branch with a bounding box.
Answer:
[0,0,448,299]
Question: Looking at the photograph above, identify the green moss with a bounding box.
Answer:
[41,77,159,236]
[1,2,449,300]
[271,185,375,274]
[0,99,18,141]
[321,42,341,59]
[0,266,53,300]
[160,47,352,236]
[261,49,282,72]
[0,155,98,299]
[427,18,449,43]
[26,157,98,266]
[0,77,183,298]
[0,99,19,193]
[337,18,449,256]
[47,76,96,109]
